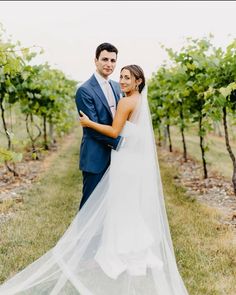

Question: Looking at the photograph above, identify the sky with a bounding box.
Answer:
[0,1,236,83]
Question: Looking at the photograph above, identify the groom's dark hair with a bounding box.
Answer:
[95,43,118,59]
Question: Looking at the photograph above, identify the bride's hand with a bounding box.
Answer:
[79,111,91,127]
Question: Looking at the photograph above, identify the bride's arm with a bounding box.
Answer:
[79,98,132,138]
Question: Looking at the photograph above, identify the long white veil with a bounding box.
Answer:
[0,87,189,294]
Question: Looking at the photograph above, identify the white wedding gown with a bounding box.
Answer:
[0,88,189,294]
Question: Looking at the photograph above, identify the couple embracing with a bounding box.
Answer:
[0,43,189,294]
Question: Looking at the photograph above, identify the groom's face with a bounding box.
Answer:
[95,50,117,79]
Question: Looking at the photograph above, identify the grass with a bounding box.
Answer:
[0,130,82,282]
[159,155,236,295]
[0,126,236,294]
[169,126,236,180]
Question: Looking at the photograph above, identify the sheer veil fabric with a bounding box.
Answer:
[0,88,189,294]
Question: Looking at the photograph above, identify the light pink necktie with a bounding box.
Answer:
[105,81,116,118]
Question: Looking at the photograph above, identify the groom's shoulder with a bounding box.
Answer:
[79,75,94,89]
[76,75,94,96]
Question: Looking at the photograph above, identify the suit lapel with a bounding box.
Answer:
[109,81,120,106]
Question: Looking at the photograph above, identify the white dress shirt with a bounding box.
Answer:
[94,71,125,150]
[94,71,116,117]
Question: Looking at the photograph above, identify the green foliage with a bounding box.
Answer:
[0,25,78,163]
[149,35,236,178]
[18,63,77,136]
[149,35,236,138]
[0,147,22,163]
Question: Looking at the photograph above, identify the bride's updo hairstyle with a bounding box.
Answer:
[121,64,145,93]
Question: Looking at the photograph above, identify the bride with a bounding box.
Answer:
[0,65,189,294]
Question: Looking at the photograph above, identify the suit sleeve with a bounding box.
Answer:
[75,86,122,150]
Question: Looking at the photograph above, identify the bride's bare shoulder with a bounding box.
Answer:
[118,95,139,110]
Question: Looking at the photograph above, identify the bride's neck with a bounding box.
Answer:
[124,90,139,97]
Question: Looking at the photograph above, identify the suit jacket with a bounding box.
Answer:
[75,74,122,173]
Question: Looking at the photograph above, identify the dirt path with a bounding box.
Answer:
[158,146,236,234]
[0,130,78,204]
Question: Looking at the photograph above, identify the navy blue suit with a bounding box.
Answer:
[75,74,122,209]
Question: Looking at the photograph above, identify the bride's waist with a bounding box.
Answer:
[112,141,142,157]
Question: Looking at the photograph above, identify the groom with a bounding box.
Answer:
[75,43,123,210]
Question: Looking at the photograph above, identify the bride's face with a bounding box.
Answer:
[119,69,136,94]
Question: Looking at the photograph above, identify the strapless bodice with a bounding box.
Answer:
[119,120,137,137]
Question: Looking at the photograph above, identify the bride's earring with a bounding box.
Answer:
[135,84,139,91]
